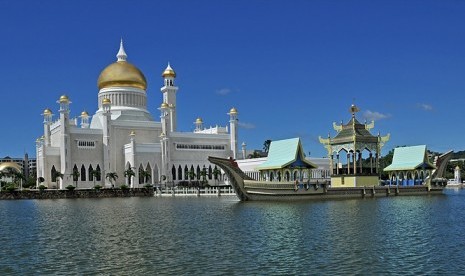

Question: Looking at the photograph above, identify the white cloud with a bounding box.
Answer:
[238,122,256,129]
[417,103,433,111]
[216,88,232,95]
[363,110,390,121]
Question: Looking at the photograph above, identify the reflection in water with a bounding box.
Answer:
[1,192,465,274]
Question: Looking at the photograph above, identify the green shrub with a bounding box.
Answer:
[120,184,129,190]
[6,185,16,192]
[66,185,76,191]
[94,185,102,190]
[38,185,46,191]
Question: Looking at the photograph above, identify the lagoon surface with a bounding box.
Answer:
[1,189,465,275]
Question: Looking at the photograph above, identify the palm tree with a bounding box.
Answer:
[139,169,151,185]
[106,172,118,188]
[200,168,207,187]
[53,171,63,189]
[212,167,221,185]
[263,139,272,154]
[72,169,80,188]
[188,168,196,186]
[90,169,101,188]
[124,168,135,187]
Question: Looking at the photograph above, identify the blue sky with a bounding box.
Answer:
[1,0,464,158]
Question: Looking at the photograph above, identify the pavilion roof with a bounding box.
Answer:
[331,117,378,144]
[256,138,317,171]
[384,145,436,171]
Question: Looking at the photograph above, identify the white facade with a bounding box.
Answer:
[36,41,238,189]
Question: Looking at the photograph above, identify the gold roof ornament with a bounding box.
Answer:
[102,98,111,105]
[349,104,360,117]
[160,102,169,109]
[162,63,176,78]
[59,95,70,103]
[97,40,147,90]
[81,111,89,117]
[43,108,52,115]
[229,107,238,114]
[130,131,136,136]
[195,117,203,124]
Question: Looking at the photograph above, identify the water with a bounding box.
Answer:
[1,189,465,275]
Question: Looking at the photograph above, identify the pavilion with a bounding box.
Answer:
[256,138,317,182]
[319,104,390,187]
[383,145,435,186]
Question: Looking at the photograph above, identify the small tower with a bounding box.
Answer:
[57,95,72,187]
[160,63,178,132]
[102,98,112,187]
[159,102,170,135]
[42,108,53,146]
[454,166,461,184]
[80,111,90,128]
[194,117,203,132]
[241,142,247,160]
[228,107,238,159]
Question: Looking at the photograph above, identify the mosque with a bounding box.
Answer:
[36,41,238,189]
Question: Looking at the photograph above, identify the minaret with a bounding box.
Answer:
[102,98,112,187]
[455,166,461,184]
[129,131,137,188]
[80,111,89,128]
[241,142,247,160]
[42,108,53,146]
[228,107,238,159]
[160,63,178,132]
[194,117,203,132]
[58,95,71,188]
[159,102,170,135]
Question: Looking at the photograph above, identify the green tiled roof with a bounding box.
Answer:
[332,118,378,144]
[256,138,316,170]
[384,145,436,171]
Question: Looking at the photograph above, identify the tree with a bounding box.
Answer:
[106,172,118,188]
[72,169,80,188]
[139,169,151,185]
[212,167,221,185]
[53,171,64,189]
[90,169,101,188]
[188,168,196,186]
[124,168,135,187]
[263,139,272,154]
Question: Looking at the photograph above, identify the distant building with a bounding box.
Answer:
[0,154,36,180]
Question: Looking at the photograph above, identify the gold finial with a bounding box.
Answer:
[229,107,238,114]
[43,108,52,116]
[195,117,203,124]
[349,104,359,117]
[162,63,176,78]
[160,102,169,109]
[59,95,69,103]
[102,98,111,105]
[130,131,136,136]
[81,111,89,117]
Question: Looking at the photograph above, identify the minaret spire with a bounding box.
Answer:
[117,38,127,62]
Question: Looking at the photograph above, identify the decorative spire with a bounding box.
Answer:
[116,38,127,62]
[349,104,359,117]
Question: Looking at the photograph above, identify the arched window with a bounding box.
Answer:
[184,165,189,180]
[208,165,212,180]
[172,165,176,181]
[96,165,101,181]
[81,165,86,181]
[51,166,57,182]
[88,165,94,182]
[196,165,201,180]
[178,165,182,180]
[146,163,152,183]
[73,165,79,182]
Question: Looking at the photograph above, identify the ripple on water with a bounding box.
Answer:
[1,193,465,274]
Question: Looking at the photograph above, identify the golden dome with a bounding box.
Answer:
[43,108,52,115]
[229,107,238,114]
[102,98,111,105]
[160,102,169,109]
[0,162,21,173]
[162,63,176,78]
[59,95,70,103]
[97,61,147,90]
[195,117,203,123]
[81,111,89,117]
